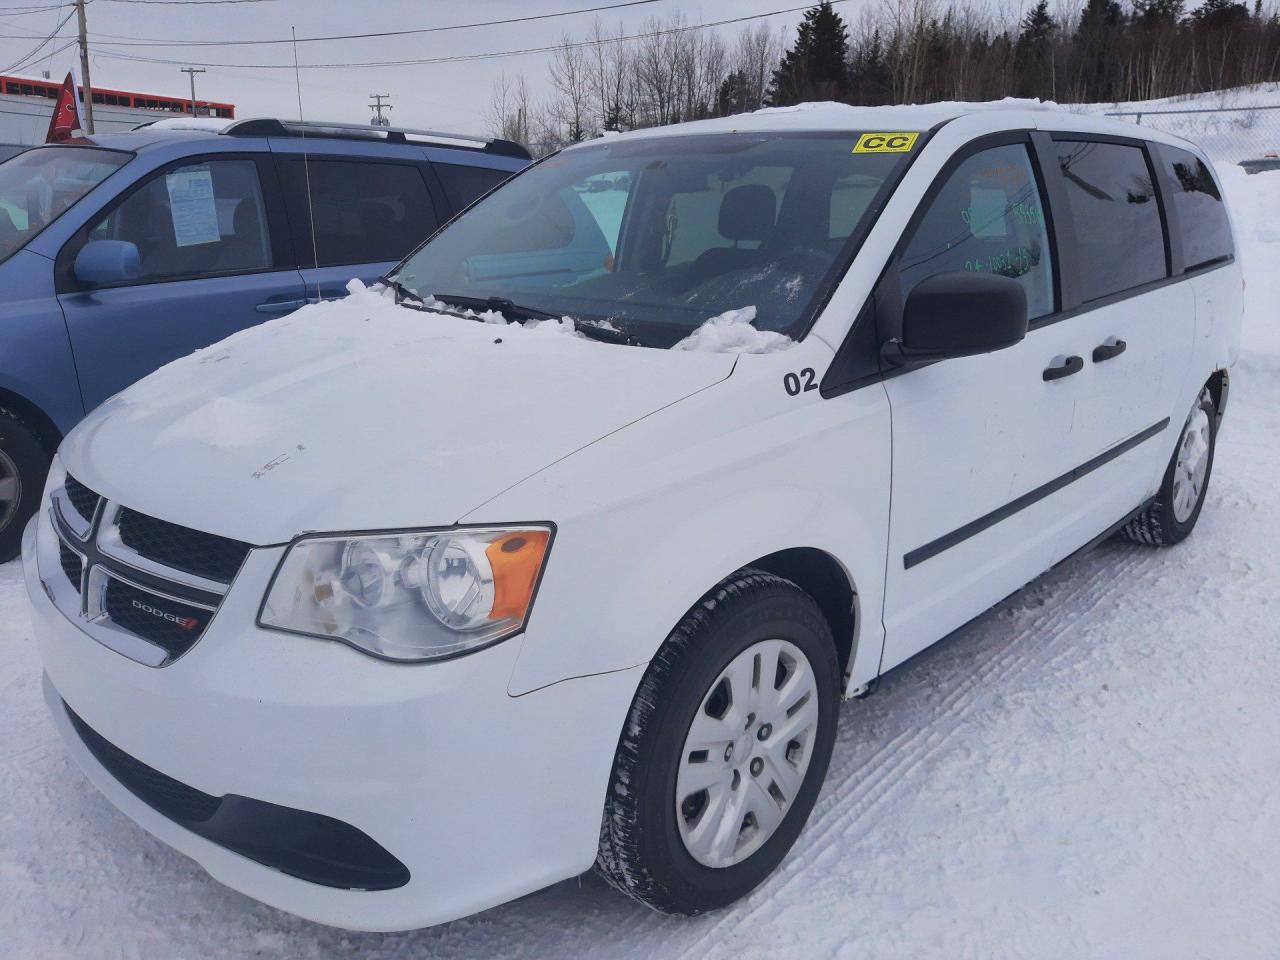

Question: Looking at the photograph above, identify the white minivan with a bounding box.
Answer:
[23,103,1241,931]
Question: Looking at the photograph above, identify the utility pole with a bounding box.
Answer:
[369,93,392,127]
[181,67,207,116]
[75,0,94,134]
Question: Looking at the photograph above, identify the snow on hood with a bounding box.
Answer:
[673,306,793,354]
[62,281,736,544]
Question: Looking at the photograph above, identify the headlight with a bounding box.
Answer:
[258,525,552,662]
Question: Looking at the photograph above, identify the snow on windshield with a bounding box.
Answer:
[672,306,793,354]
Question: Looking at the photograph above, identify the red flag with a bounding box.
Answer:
[45,73,84,143]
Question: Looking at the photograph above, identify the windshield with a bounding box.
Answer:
[393,133,912,347]
[0,146,131,266]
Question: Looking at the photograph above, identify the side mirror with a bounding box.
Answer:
[74,240,140,287]
[884,271,1028,366]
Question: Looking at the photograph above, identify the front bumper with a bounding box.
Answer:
[24,516,643,931]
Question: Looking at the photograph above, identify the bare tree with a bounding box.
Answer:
[548,33,595,142]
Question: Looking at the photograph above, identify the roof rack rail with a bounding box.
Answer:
[221,118,530,159]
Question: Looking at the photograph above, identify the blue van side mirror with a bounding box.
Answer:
[74,240,141,287]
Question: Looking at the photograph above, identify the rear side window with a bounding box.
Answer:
[1159,145,1233,270]
[86,158,272,283]
[899,143,1055,320]
[1054,140,1165,301]
[433,162,511,212]
[282,159,438,267]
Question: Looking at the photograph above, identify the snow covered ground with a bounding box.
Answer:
[1077,83,1280,162]
[2,154,1279,960]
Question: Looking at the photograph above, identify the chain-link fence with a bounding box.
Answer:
[1104,104,1280,171]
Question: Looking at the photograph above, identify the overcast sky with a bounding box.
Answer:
[0,0,896,136]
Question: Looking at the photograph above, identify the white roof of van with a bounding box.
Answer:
[576,99,1200,151]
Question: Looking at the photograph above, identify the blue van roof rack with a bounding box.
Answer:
[221,118,531,160]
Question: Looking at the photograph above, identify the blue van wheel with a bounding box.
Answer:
[0,411,50,563]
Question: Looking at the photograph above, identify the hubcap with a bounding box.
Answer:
[1172,405,1211,523]
[0,448,20,533]
[675,638,820,869]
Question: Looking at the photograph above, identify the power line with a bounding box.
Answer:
[1,3,74,73]
[0,1,78,12]
[3,35,76,74]
[0,2,78,17]
[101,0,277,5]
[44,0,668,47]
[89,1,846,70]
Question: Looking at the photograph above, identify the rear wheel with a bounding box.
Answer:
[1122,389,1217,547]
[0,410,51,563]
[596,569,839,915]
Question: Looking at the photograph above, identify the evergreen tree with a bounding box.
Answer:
[766,2,851,106]
[848,29,892,104]
[1076,0,1127,101]
[1014,0,1057,97]
[1133,0,1185,27]
[1189,0,1251,29]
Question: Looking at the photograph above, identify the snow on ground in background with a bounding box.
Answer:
[3,137,1280,960]
[1073,83,1280,160]
[1218,162,1280,358]
[673,306,793,354]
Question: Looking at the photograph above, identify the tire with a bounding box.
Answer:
[1122,388,1217,547]
[0,409,51,563]
[596,568,840,915]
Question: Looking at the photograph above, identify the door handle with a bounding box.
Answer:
[1043,355,1084,381]
[1092,338,1128,363]
[255,298,306,314]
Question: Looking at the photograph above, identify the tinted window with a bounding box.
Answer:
[1160,145,1233,270]
[433,162,510,211]
[87,158,271,282]
[1055,141,1165,301]
[284,159,438,267]
[900,143,1054,320]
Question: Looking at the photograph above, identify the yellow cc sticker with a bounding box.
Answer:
[853,132,919,154]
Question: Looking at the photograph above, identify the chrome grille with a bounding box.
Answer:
[44,477,248,667]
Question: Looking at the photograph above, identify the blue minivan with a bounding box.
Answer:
[0,119,529,559]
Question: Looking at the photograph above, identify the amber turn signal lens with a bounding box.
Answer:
[486,531,551,622]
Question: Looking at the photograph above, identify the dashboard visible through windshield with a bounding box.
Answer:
[393,132,912,348]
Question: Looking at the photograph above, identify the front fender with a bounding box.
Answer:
[472,344,892,697]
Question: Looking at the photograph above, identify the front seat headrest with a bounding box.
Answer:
[718,184,776,242]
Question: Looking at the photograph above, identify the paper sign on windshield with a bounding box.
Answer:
[165,168,220,247]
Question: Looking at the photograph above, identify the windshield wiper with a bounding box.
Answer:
[573,318,643,346]
[382,277,473,320]
[432,293,563,323]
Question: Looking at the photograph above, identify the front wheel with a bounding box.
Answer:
[1123,389,1217,546]
[596,569,839,915]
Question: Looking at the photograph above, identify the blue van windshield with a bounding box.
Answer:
[0,146,130,266]
[392,133,911,347]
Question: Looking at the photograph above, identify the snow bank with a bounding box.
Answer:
[673,306,793,354]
